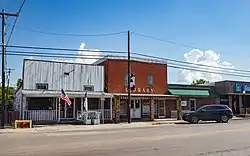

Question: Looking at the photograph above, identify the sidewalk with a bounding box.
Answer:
[0,116,246,134]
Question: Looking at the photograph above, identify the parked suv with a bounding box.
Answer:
[182,104,233,124]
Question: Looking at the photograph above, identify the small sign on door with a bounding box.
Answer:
[181,101,187,107]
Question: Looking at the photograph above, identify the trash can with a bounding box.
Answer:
[89,111,100,125]
[81,111,100,125]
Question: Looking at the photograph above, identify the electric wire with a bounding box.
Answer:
[4,44,250,73]
[3,51,250,78]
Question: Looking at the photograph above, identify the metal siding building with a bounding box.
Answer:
[13,59,113,123]
[23,59,104,92]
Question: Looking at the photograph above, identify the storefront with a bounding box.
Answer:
[94,57,178,122]
[215,80,250,115]
[168,84,218,118]
[113,93,178,122]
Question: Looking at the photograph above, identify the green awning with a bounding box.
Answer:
[168,89,210,96]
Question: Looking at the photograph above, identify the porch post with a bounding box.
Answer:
[58,98,61,122]
[149,97,154,121]
[55,97,58,121]
[101,98,104,124]
[81,97,83,114]
[64,101,66,118]
[110,97,113,120]
[73,98,76,118]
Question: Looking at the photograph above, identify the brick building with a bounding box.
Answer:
[94,57,178,122]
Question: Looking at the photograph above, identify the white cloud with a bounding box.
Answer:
[75,43,101,64]
[179,49,235,84]
[53,43,102,64]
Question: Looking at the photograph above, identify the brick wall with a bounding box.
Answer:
[179,97,216,110]
[100,59,167,94]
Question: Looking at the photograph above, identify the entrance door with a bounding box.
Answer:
[60,100,74,119]
[158,100,165,118]
[65,104,74,118]
[130,100,141,119]
[189,99,196,111]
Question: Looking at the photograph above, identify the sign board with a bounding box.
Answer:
[181,101,187,107]
[235,83,250,93]
[235,83,242,92]
[125,87,154,93]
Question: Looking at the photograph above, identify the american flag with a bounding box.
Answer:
[60,89,71,106]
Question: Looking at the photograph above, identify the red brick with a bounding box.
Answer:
[100,59,167,94]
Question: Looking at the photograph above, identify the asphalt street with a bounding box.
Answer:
[1,120,250,156]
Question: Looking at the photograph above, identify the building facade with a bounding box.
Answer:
[14,59,113,123]
[94,57,178,122]
[168,84,219,118]
[215,80,250,115]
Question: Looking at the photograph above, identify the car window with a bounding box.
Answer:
[203,106,223,111]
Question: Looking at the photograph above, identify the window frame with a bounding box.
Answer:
[35,83,48,90]
[83,85,94,91]
[147,74,154,87]
[124,74,129,87]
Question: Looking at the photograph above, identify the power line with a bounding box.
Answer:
[6,0,26,45]
[6,50,117,58]
[132,52,250,73]
[6,50,249,75]
[131,31,206,51]
[167,64,250,78]
[5,45,127,54]
[3,52,250,78]
[7,24,127,37]
[131,32,250,72]
[5,44,248,73]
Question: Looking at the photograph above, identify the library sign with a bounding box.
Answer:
[125,87,154,93]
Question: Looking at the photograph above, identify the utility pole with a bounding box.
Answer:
[0,10,18,129]
[127,31,131,123]
[6,68,15,102]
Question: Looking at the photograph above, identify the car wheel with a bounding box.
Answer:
[220,115,229,123]
[191,116,199,124]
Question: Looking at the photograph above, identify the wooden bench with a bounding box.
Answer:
[14,120,33,129]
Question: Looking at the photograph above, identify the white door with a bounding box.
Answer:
[130,100,141,119]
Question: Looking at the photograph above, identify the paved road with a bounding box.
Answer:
[1,120,250,156]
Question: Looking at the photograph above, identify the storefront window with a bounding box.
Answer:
[120,100,127,115]
[142,100,150,115]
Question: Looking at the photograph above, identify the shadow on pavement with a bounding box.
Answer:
[175,121,217,125]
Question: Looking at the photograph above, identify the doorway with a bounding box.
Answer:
[59,99,74,119]
[158,100,166,118]
[130,100,141,119]
[189,99,196,111]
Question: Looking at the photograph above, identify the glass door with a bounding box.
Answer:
[159,100,165,118]
[130,100,141,119]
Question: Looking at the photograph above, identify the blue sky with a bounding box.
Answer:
[2,0,250,86]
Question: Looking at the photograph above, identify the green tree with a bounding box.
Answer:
[191,79,209,85]
[0,87,15,101]
[16,78,22,88]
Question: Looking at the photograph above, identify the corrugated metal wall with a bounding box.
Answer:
[23,60,104,91]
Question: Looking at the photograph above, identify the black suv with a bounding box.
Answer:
[182,104,233,124]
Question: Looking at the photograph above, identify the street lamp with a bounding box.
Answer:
[243,90,246,115]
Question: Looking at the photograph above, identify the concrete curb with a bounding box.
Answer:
[0,118,248,134]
